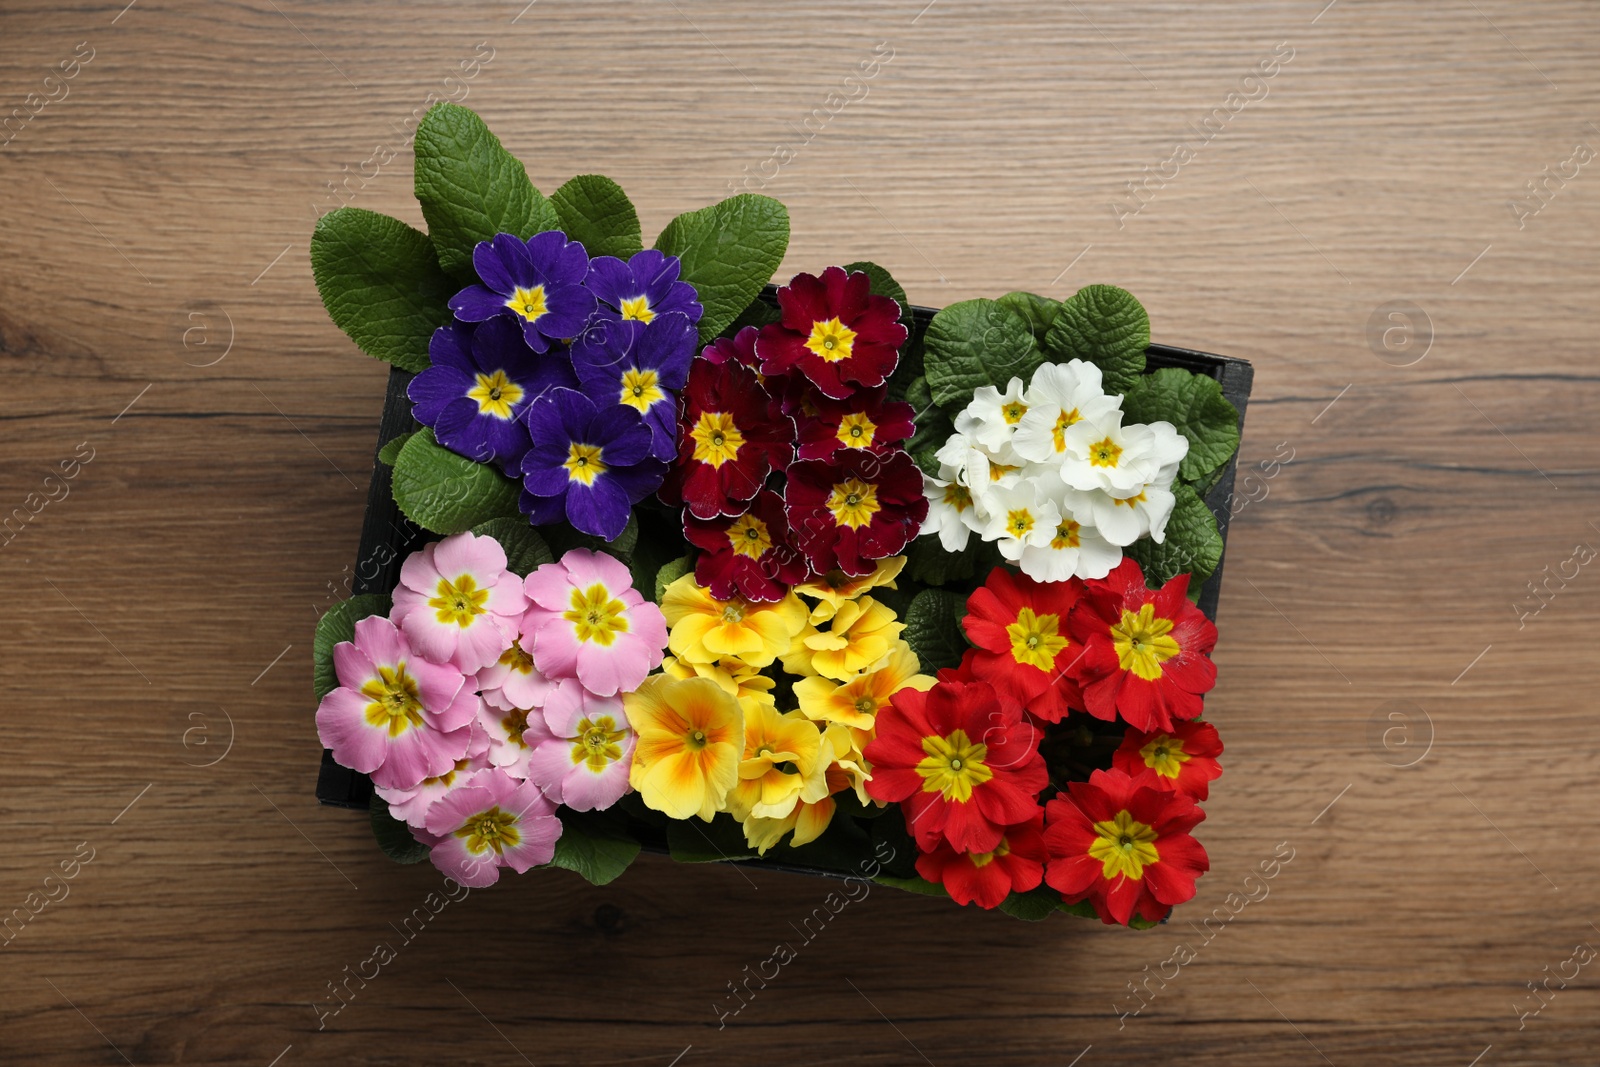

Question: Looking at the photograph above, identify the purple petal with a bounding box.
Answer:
[427,323,475,371]
[450,285,510,323]
[564,478,632,540]
[408,365,475,425]
[583,256,635,308]
[588,406,653,467]
[605,458,669,505]
[519,486,569,525]
[636,313,697,387]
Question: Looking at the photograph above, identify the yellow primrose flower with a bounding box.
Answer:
[725,705,824,822]
[793,556,906,623]
[743,725,872,853]
[661,654,777,713]
[783,596,904,682]
[626,675,744,822]
[661,575,807,670]
[793,641,936,730]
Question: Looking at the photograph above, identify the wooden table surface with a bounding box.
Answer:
[4,1,1598,1064]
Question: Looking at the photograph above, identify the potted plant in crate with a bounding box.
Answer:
[310,102,1251,926]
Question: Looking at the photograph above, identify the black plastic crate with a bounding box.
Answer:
[316,301,1253,811]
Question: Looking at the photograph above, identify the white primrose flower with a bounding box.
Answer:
[1059,482,1177,547]
[1011,361,1122,465]
[980,483,1061,563]
[920,472,986,552]
[1060,411,1188,495]
[954,377,1029,452]
[934,431,1024,510]
[1018,513,1123,582]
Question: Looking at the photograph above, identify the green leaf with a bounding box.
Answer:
[391,428,522,535]
[666,813,759,863]
[902,588,969,672]
[310,208,454,374]
[314,593,392,699]
[412,102,559,277]
[996,291,1062,348]
[1042,284,1149,395]
[547,810,641,886]
[376,431,415,467]
[904,533,1001,587]
[845,263,921,395]
[1122,367,1241,484]
[539,511,639,562]
[902,375,954,459]
[841,260,908,308]
[1125,483,1223,587]
[873,873,949,898]
[724,292,780,336]
[922,299,1042,414]
[470,516,554,576]
[369,791,430,864]
[654,193,790,344]
[998,886,1065,921]
[655,554,695,602]
[550,174,643,261]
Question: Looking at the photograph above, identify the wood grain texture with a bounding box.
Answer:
[2,1,1598,1064]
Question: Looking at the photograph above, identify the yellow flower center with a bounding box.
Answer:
[1087,809,1159,880]
[501,708,530,748]
[1006,508,1035,538]
[915,728,994,803]
[968,835,1013,869]
[726,514,773,560]
[569,714,627,772]
[854,696,877,715]
[429,574,489,627]
[942,483,973,513]
[562,583,630,645]
[1112,490,1149,510]
[1050,519,1081,550]
[690,412,745,468]
[360,664,426,736]
[1111,603,1181,681]
[1005,607,1068,671]
[804,317,857,363]
[1088,436,1123,467]
[498,639,535,674]
[836,412,878,449]
[989,462,1019,482]
[1002,400,1027,425]
[827,477,881,529]
[618,367,664,413]
[1051,408,1081,452]
[619,295,654,323]
[467,369,524,420]
[454,805,521,855]
[506,285,547,323]
[563,442,607,486]
[684,727,710,751]
[1140,734,1191,779]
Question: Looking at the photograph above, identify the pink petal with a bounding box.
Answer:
[525,738,579,803]
[425,784,496,836]
[331,640,374,691]
[370,724,469,791]
[398,542,443,597]
[499,813,561,872]
[499,666,553,710]
[427,687,480,734]
[558,736,636,812]
[523,564,575,613]
[559,548,632,594]
[353,614,408,669]
[400,610,461,669]
[530,618,581,680]
[486,577,529,618]
[427,833,502,888]
[541,684,622,736]
[408,654,465,713]
[315,688,386,773]
[433,531,507,583]
[575,640,633,697]
[453,613,515,674]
